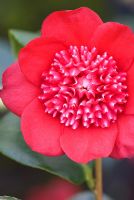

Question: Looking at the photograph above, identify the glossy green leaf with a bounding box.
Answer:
[8,29,39,56]
[0,112,87,185]
[0,197,20,200]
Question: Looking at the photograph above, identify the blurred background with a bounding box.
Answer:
[0,0,134,199]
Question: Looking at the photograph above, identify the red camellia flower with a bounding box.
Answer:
[1,7,134,163]
[25,179,80,200]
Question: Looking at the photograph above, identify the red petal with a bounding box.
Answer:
[19,37,66,86]
[91,22,134,71]
[21,98,63,155]
[111,115,134,158]
[60,124,117,163]
[0,62,39,116]
[124,63,134,114]
[41,7,103,46]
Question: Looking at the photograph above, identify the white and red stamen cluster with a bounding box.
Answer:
[38,46,128,129]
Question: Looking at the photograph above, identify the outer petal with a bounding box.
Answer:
[111,115,134,158]
[60,124,117,163]
[19,37,66,86]
[0,62,39,116]
[41,7,103,46]
[91,22,134,71]
[124,63,134,114]
[21,98,63,155]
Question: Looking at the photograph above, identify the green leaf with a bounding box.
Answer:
[0,196,20,200]
[0,113,86,185]
[0,100,7,114]
[8,29,39,57]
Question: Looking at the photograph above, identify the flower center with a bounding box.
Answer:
[39,46,128,129]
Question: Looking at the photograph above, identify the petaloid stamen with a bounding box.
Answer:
[39,46,128,129]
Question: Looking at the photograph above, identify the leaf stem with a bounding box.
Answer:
[94,159,103,200]
[82,164,95,191]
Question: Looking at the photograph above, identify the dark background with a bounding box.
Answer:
[0,0,134,199]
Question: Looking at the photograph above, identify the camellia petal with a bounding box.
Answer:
[60,124,117,163]
[0,62,39,116]
[91,22,134,71]
[19,37,66,86]
[124,63,134,114]
[41,7,103,46]
[111,115,134,158]
[21,98,63,156]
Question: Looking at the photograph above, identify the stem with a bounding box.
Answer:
[82,164,95,191]
[94,159,103,200]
